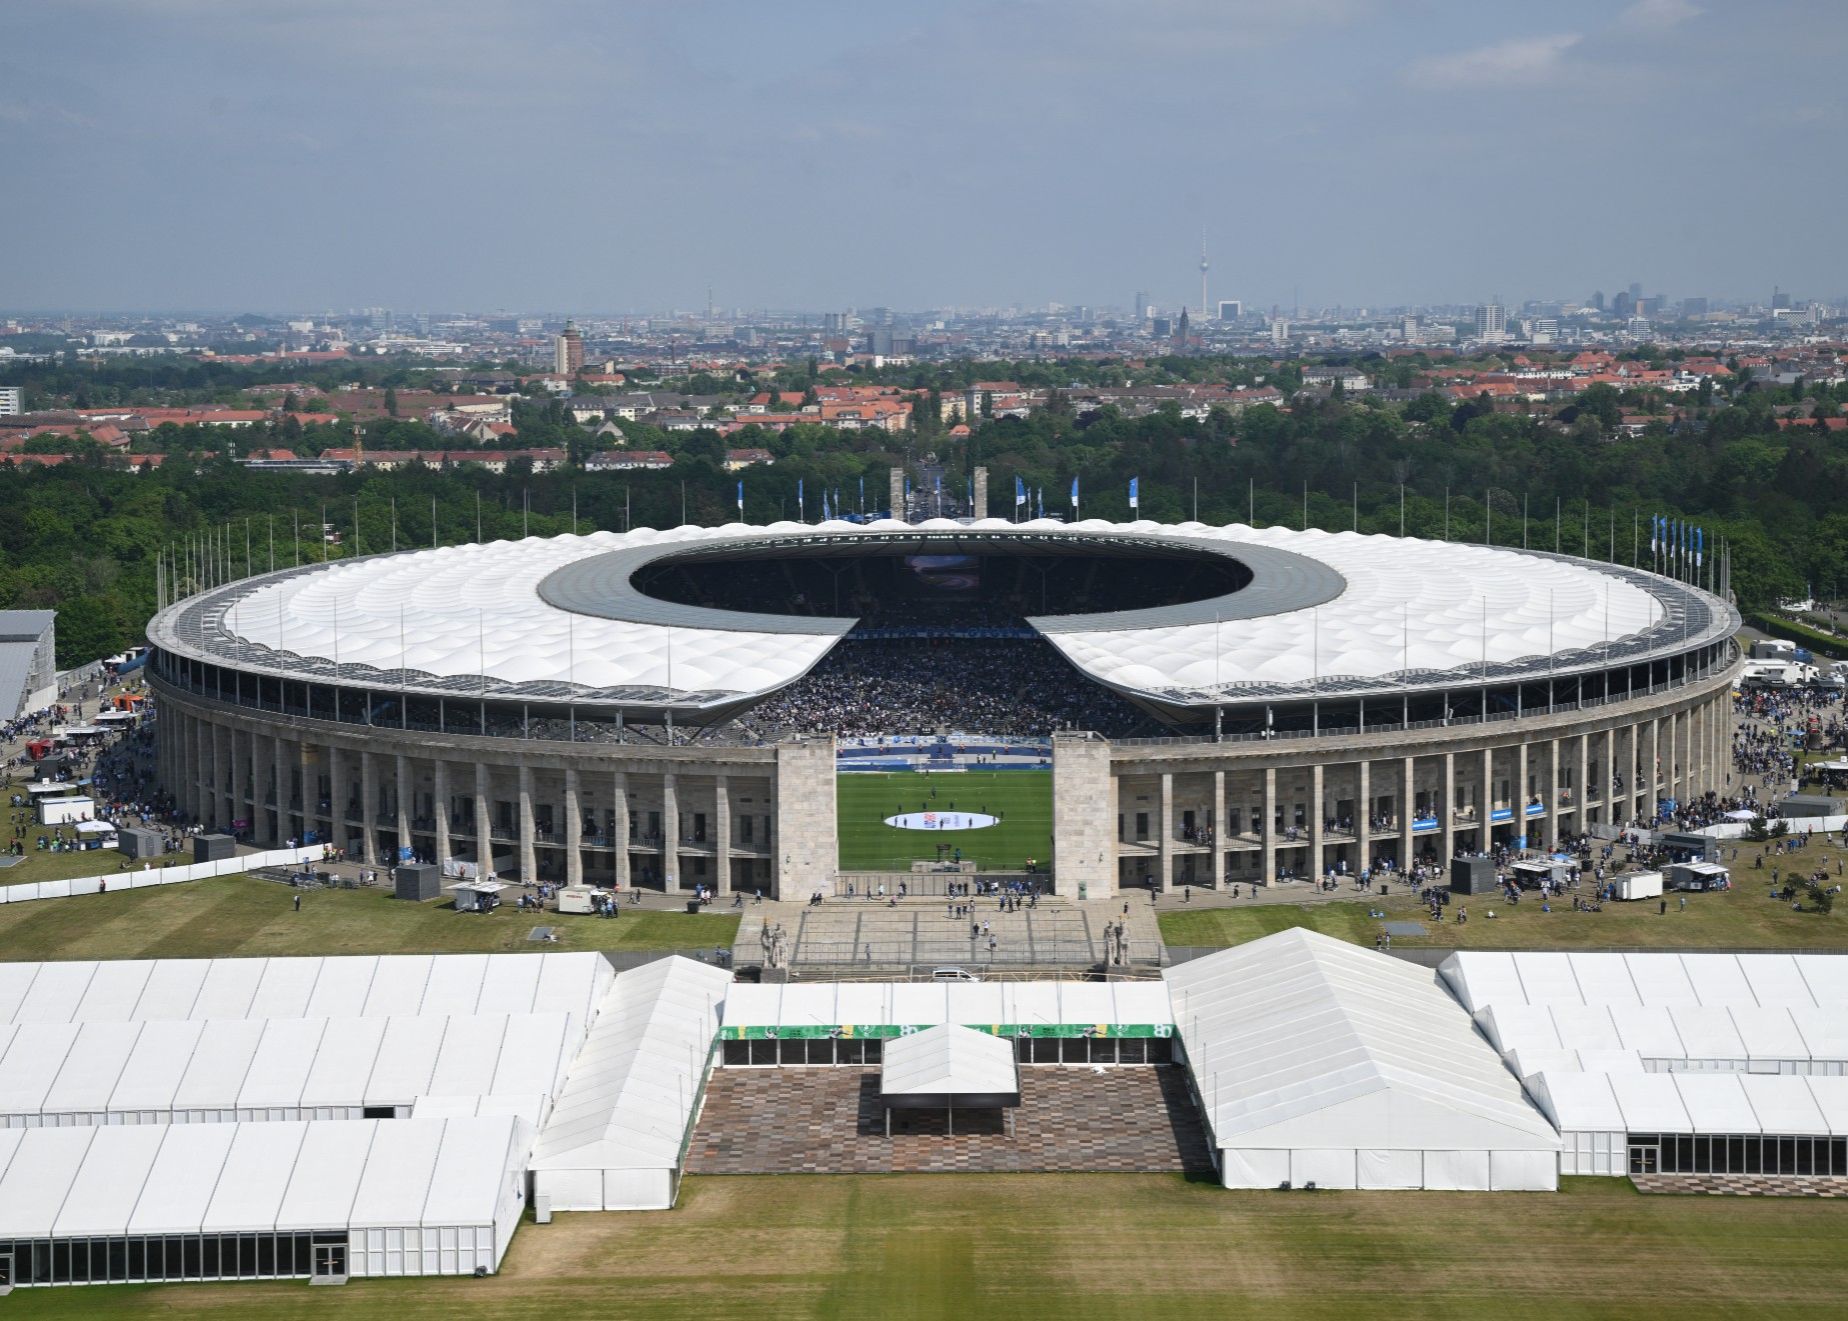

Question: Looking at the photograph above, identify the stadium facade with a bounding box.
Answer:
[145,519,1741,896]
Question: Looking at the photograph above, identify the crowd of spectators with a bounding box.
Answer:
[741,637,1149,739]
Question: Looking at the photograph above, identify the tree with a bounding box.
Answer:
[384,387,399,418]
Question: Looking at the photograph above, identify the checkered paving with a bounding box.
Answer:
[686,1065,1215,1176]
[1633,1173,1848,1198]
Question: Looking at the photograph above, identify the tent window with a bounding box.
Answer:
[363,1105,396,1119]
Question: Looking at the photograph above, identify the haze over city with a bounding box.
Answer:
[7,0,1847,313]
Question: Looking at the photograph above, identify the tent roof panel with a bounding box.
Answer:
[245,958,326,1020]
[173,1018,268,1109]
[0,1127,95,1237]
[237,1017,330,1109]
[1739,1074,1830,1136]
[13,961,99,1023]
[1624,954,1700,1007]
[72,961,154,1021]
[364,1016,449,1104]
[108,1018,207,1112]
[130,960,212,1019]
[189,959,268,1020]
[200,1121,312,1233]
[298,1014,390,1108]
[274,1120,378,1231]
[1790,955,1848,1007]
[41,1020,142,1113]
[52,1126,164,1238]
[1671,1075,1760,1135]
[300,956,381,1019]
[1608,1072,1690,1132]
[358,955,436,1017]
[123,1124,239,1235]
[1681,954,1757,1008]
[418,954,492,1016]
[1564,954,1642,1007]
[419,1115,520,1227]
[426,1013,511,1098]
[0,1021,82,1114]
[881,1024,1017,1098]
[347,1117,446,1226]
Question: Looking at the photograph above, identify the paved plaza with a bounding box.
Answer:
[686,1065,1213,1176]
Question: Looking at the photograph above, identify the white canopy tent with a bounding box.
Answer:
[880,1024,1020,1136]
[530,956,730,1212]
[0,1115,530,1286]
[1166,929,1560,1191]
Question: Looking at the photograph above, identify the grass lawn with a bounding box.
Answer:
[9,1173,1848,1319]
[1161,833,1848,950]
[837,770,1052,872]
[0,874,739,962]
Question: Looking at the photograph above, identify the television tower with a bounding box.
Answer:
[1198,229,1210,318]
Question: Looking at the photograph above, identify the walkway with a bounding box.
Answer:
[687,1065,1213,1175]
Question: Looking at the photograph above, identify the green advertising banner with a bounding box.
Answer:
[720,1022,1173,1041]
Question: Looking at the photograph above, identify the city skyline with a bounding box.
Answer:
[4,1,1847,313]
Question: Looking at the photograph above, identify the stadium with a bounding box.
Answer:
[144,516,1742,901]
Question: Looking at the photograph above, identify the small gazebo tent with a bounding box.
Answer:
[879,1024,1020,1136]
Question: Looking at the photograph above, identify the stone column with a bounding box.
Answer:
[661,771,680,892]
[612,770,631,889]
[474,762,491,868]
[1546,739,1561,850]
[433,759,451,866]
[564,766,583,887]
[298,741,315,843]
[1158,772,1174,892]
[1261,767,1277,885]
[715,775,732,895]
[1441,752,1456,861]
[395,753,413,868]
[1211,770,1226,888]
[1049,733,1111,898]
[1480,746,1494,849]
[327,744,345,851]
[359,750,379,866]
[1515,741,1530,850]
[228,726,245,833]
[518,762,537,883]
[1356,759,1371,867]
[1571,732,1585,830]
[1309,764,1325,880]
[188,714,205,821]
[1400,755,1415,875]
[1645,719,1661,824]
[273,735,291,845]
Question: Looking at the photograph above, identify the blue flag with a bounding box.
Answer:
[1014,475,1027,506]
[735,480,743,518]
[1129,476,1139,510]
[1697,526,1704,568]
[1070,476,1080,509]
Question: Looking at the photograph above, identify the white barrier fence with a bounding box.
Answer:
[1695,816,1848,840]
[0,844,330,906]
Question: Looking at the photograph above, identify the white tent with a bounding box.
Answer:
[529,956,730,1212]
[0,1115,529,1286]
[880,1024,1020,1135]
[1166,929,1560,1191]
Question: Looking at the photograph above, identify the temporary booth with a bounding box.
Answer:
[193,834,236,863]
[1450,856,1499,895]
[38,796,94,827]
[393,863,442,903]
[24,781,75,799]
[556,886,599,915]
[1613,871,1664,901]
[117,826,165,860]
[74,820,118,850]
[1777,795,1838,820]
[1667,861,1731,892]
[1510,859,1573,890]
[449,881,508,914]
[1658,832,1720,863]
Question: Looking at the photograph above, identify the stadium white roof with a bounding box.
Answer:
[151,518,1725,710]
[1164,929,1559,1153]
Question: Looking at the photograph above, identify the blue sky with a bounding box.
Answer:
[3,0,1844,313]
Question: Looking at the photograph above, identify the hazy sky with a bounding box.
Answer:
[5,0,1845,314]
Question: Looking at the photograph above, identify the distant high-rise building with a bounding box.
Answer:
[1269,319,1290,345]
[1218,300,1242,321]
[1628,281,1643,303]
[553,320,584,377]
[0,386,20,416]
[1590,290,1606,312]
[1473,301,1507,342]
[1400,315,1420,343]
[1151,316,1172,338]
[1611,290,1634,319]
[1680,297,1709,318]
[1133,291,1149,320]
[1772,287,1792,311]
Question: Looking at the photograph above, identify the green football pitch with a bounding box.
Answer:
[837,770,1053,872]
